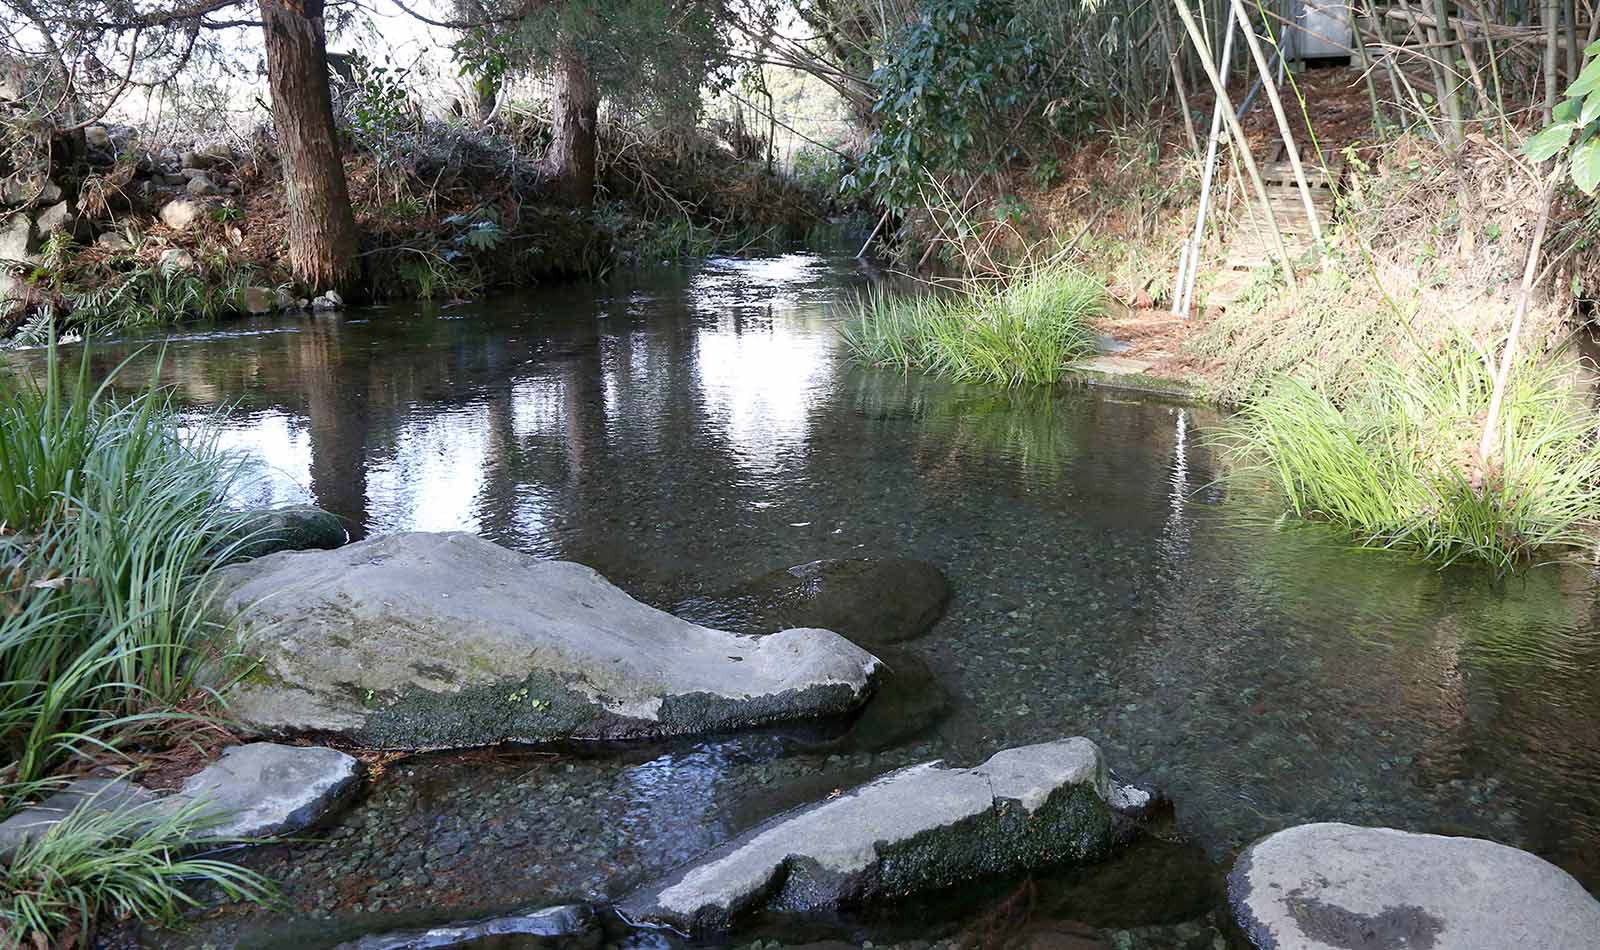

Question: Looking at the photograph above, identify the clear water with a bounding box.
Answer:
[24,252,1600,948]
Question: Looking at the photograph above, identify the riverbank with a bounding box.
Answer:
[0,116,842,343]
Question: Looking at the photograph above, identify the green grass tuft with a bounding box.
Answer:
[0,335,270,944]
[1224,339,1600,570]
[839,266,1104,387]
[1,793,273,945]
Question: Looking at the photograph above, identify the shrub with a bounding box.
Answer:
[840,265,1103,387]
[1225,340,1600,570]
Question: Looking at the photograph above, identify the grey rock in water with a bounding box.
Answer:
[330,904,595,950]
[0,743,358,862]
[706,557,950,649]
[311,289,344,311]
[619,737,1153,933]
[1229,823,1600,950]
[178,742,362,839]
[235,504,347,557]
[209,532,882,749]
[159,196,207,231]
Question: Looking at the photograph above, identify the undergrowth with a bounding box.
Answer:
[1224,339,1600,570]
[0,338,270,944]
[840,266,1103,387]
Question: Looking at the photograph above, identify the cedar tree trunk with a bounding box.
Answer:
[542,43,599,208]
[261,0,359,291]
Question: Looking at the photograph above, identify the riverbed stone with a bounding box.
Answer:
[312,289,344,310]
[619,737,1153,932]
[329,904,596,950]
[159,196,207,230]
[178,742,362,839]
[209,531,882,749]
[1228,823,1600,950]
[709,557,950,649]
[0,744,357,861]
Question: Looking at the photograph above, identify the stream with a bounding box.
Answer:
[25,251,1600,948]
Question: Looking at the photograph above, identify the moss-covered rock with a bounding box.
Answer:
[619,737,1157,933]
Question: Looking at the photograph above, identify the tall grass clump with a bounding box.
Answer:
[840,266,1104,387]
[2,796,271,944]
[0,337,270,944]
[1225,340,1600,570]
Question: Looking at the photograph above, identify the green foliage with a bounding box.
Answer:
[343,52,422,146]
[1,794,272,946]
[0,340,253,782]
[456,0,734,127]
[1526,40,1600,193]
[0,339,267,942]
[839,266,1103,386]
[1224,341,1600,570]
[1185,265,1406,406]
[845,0,1089,211]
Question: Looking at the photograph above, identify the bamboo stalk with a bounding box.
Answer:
[1158,2,1203,153]
[1172,0,1298,295]
[1477,161,1561,470]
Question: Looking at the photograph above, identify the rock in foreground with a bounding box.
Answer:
[212,532,881,749]
[330,904,595,950]
[0,743,359,861]
[620,737,1153,933]
[1229,823,1600,950]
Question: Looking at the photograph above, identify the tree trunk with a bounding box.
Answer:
[260,0,358,292]
[542,43,599,208]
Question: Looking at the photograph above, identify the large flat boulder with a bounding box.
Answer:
[619,737,1154,933]
[1229,823,1600,950]
[211,532,882,749]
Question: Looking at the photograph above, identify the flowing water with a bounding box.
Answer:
[24,252,1600,949]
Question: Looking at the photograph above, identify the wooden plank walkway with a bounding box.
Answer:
[1209,150,1343,305]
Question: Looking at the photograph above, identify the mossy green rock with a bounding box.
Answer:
[620,738,1155,933]
[235,504,348,558]
[209,532,881,749]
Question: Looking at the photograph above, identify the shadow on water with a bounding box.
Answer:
[23,252,1600,946]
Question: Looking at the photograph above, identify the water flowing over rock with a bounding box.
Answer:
[0,743,359,861]
[1229,823,1600,950]
[619,737,1154,933]
[210,532,882,749]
